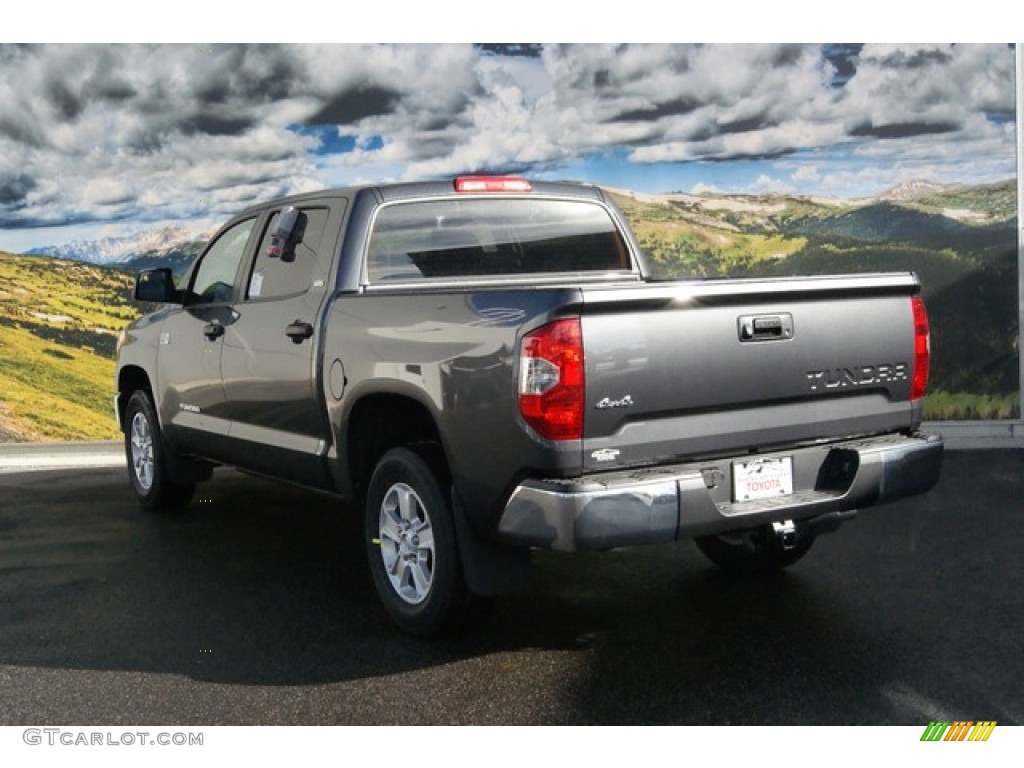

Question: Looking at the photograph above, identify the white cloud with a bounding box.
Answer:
[82,178,135,206]
[750,174,795,194]
[0,42,1015,248]
[792,165,820,182]
[691,182,723,195]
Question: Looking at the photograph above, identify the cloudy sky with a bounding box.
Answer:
[0,43,1016,252]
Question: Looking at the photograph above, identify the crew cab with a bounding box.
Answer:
[115,176,943,635]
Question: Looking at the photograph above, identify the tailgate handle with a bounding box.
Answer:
[738,313,793,342]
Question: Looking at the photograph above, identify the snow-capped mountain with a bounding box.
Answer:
[875,180,960,202]
[25,225,207,266]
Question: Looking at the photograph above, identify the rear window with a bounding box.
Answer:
[366,198,631,283]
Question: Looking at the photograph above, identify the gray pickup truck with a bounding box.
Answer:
[115,176,943,635]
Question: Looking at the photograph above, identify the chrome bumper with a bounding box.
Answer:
[497,432,943,551]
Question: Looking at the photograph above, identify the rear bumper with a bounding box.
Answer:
[497,431,943,551]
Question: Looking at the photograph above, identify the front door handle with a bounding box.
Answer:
[203,322,225,341]
[285,320,314,344]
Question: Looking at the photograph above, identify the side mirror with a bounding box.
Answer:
[267,206,300,258]
[134,268,181,303]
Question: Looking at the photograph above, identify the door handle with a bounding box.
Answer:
[285,320,314,344]
[203,322,225,341]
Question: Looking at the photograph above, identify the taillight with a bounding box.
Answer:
[911,296,930,400]
[518,318,584,440]
[454,176,532,193]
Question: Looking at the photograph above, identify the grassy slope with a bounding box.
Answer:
[610,190,809,277]
[917,179,1017,221]
[0,253,140,441]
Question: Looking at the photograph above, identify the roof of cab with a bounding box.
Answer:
[233,177,607,218]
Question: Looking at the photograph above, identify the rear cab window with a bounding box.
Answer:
[365,198,632,284]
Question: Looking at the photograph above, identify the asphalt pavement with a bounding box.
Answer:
[0,449,1021,725]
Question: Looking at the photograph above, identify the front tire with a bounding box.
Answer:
[365,446,466,637]
[124,390,194,511]
[695,525,814,574]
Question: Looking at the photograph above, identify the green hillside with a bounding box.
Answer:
[781,202,971,242]
[0,253,143,441]
[614,181,1020,419]
[917,179,1018,222]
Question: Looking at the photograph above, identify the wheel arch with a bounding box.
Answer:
[116,365,154,433]
[344,390,530,599]
[345,391,445,502]
[119,366,212,487]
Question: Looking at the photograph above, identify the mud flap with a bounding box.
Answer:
[452,491,530,597]
[164,450,214,485]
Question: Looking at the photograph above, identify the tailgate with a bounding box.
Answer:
[579,273,922,472]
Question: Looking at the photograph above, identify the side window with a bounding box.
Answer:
[246,208,328,300]
[189,218,256,304]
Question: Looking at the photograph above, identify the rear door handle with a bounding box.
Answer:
[203,322,225,341]
[285,320,314,344]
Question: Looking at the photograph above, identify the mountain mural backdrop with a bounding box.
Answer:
[0,178,1016,441]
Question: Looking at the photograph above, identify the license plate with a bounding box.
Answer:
[732,457,794,502]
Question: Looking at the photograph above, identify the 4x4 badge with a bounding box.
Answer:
[595,395,634,409]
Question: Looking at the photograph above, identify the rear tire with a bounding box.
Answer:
[124,390,194,511]
[695,525,814,574]
[365,446,467,637]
